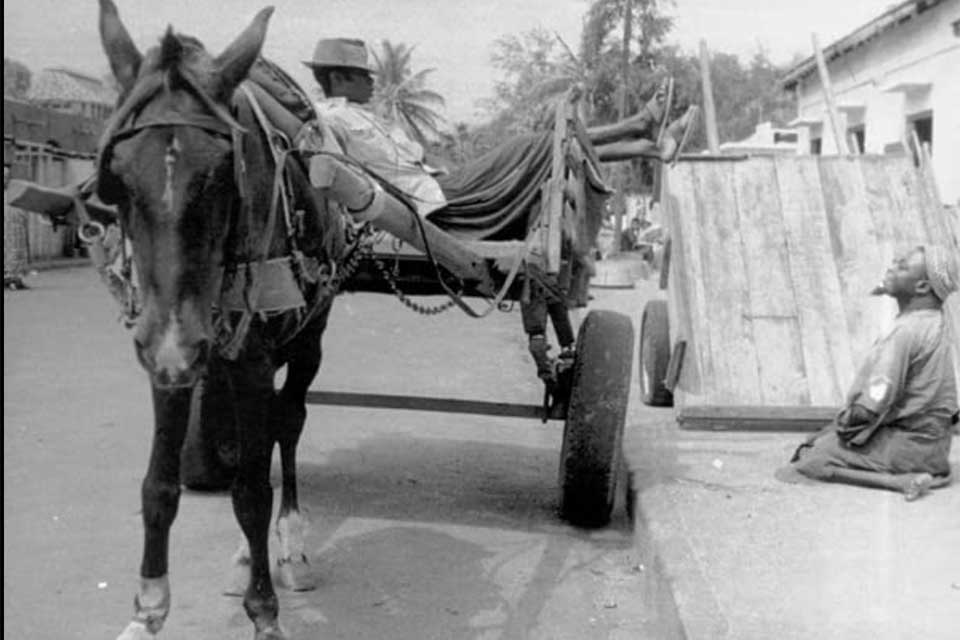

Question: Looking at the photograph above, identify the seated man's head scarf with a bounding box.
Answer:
[923,245,958,302]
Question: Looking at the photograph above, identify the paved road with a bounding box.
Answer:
[4,266,681,640]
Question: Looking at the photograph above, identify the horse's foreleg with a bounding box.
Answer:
[273,332,324,592]
[117,387,192,639]
[231,379,286,639]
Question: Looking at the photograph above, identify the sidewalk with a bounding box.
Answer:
[623,412,960,640]
[585,281,960,640]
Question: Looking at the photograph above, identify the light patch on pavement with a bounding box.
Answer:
[283,517,644,639]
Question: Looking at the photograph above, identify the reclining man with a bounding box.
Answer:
[303,38,698,225]
[302,38,697,386]
[787,246,958,501]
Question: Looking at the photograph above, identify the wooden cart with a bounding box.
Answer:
[9,90,634,528]
[638,152,960,431]
[305,90,632,527]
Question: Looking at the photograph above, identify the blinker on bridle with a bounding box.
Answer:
[98,65,248,192]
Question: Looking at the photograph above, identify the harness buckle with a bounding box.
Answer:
[77,220,107,244]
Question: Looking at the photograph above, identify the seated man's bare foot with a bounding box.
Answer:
[659,105,700,164]
[902,472,934,501]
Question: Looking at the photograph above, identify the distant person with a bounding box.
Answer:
[620,217,644,252]
[788,245,958,501]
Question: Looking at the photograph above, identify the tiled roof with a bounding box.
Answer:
[27,67,117,105]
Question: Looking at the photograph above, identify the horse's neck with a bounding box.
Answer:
[233,103,291,262]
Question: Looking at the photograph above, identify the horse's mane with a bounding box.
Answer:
[132,29,216,97]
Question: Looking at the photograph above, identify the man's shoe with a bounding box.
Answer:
[641,77,673,138]
[654,77,675,146]
[660,105,700,166]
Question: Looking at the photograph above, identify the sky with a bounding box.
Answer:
[4,0,902,123]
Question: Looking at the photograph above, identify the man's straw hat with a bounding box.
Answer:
[303,38,375,73]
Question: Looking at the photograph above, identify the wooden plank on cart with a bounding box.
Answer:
[818,156,895,365]
[662,162,705,398]
[775,155,854,405]
[693,159,762,404]
[733,156,807,405]
[677,405,837,432]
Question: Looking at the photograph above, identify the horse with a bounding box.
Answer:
[96,1,343,637]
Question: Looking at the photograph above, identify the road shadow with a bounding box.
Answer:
[257,434,640,639]
[292,433,632,536]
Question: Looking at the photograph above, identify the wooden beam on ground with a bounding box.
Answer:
[304,390,559,420]
[677,405,837,432]
[811,33,849,156]
[698,40,720,154]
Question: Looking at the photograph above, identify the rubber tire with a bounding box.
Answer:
[180,377,238,492]
[639,299,674,407]
[559,310,634,528]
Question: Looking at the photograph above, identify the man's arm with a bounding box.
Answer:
[837,325,913,444]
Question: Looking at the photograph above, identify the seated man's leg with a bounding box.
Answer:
[595,105,699,163]
[586,78,671,146]
[791,428,944,501]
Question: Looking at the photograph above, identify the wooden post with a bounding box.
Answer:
[611,0,634,256]
[699,40,720,153]
[811,33,849,156]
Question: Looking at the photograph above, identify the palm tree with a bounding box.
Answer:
[370,40,448,147]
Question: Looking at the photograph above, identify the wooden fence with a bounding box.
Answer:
[661,153,959,413]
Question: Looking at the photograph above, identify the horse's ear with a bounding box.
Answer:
[98,0,142,95]
[213,7,274,98]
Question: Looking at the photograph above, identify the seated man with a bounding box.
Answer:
[303,38,698,237]
[788,245,958,501]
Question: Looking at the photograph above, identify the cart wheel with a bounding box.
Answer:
[180,377,237,491]
[639,299,673,407]
[559,310,634,528]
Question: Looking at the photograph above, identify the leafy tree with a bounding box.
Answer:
[369,40,448,147]
[580,0,675,123]
[661,46,797,152]
[4,58,32,99]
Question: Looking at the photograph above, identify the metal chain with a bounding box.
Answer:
[369,248,459,316]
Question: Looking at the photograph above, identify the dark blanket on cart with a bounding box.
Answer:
[428,133,553,241]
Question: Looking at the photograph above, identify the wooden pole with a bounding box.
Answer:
[610,0,634,256]
[698,39,720,153]
[618,1,633,121]
[811,33,849,155]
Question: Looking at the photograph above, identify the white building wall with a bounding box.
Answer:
[793,0,960,203]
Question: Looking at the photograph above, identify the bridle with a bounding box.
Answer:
[90,64,251,330]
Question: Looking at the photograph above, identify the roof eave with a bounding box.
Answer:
[777,0,939,92]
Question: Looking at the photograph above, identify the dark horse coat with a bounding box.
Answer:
[97,1,343,638]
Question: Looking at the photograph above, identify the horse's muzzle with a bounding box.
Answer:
[134,336,210,388]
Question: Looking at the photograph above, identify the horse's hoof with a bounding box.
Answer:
[116,620,156,640]
[275,554,317,592]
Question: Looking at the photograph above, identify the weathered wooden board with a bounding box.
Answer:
[775,156,853,406]
[663,153,959,416]
[662,162,706,397]
[733,157,806,405]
